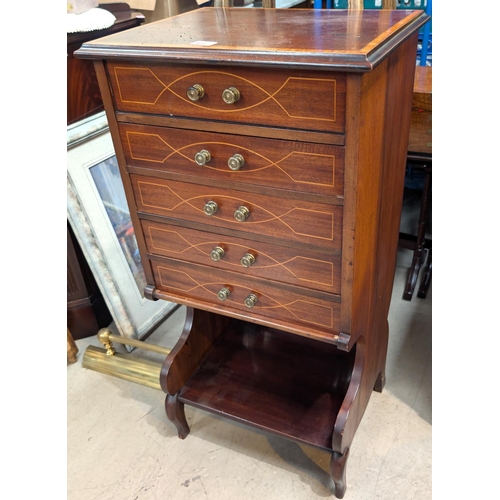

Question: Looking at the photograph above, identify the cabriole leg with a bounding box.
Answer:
[165,392,189,439]
[330,447,349,499]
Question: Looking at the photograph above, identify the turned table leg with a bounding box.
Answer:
[165,392,190,439]
[330,448,349,499]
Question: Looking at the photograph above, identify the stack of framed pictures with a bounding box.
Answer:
[67,112,177,345]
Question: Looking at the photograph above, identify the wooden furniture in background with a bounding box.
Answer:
[67,2,145,125]
[67,328,79,364]
[67,223,112,339]
[76,8,428,498]
[400,66,432,300]
[67,3,144,338]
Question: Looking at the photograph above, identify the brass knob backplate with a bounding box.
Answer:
[194,149,211,166]
[228,154,245,171]
[203,201,218,216]
[217,287,231,301]
[240,253,256,267]
[244,293,258,308]
[187,84,205,101]
[210,246,225,261]
[234,206,250,222]
[222,87,240,104]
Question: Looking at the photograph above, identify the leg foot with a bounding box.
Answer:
[165,393,190,439]
[403,254,422,301]
[330,448,349,499]
[373,371,385,393]
[417,246,432,299]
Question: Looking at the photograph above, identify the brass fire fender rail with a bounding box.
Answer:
[82,329,171,390]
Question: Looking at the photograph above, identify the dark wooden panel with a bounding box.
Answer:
[119,123,345,197]
[180,322,355,451]
[67,224,112,339]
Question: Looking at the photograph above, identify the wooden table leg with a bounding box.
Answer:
[67,328,79,364]
[402,162,432,301]
[417,244,432,298]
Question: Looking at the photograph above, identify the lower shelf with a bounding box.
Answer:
[179,321,356,451]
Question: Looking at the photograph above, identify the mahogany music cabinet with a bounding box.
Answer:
[76,8,428,497]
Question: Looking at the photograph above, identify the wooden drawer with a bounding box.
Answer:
[149,256,340,336]
[107,62,346,133]
[131,175,343,249]
[120,123,344,198]
[141,219,341,295]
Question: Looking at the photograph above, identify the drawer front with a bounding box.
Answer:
[107,62,346,133]
[141,219,341,294]
[131,175,342,249]
[120,123,344,197]
[150,256,340,335]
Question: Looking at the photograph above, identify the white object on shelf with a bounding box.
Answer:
[67,7,116,34]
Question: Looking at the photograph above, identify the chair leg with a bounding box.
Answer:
[417,245,432,298]
[403,166,432,301]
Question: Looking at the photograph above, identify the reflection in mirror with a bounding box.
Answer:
[90,155,146,296]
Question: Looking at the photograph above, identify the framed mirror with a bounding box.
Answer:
[67,112,176,342]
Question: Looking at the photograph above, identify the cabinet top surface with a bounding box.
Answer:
[76,8,429,71]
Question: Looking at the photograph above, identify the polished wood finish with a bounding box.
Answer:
[118,123,345,197]
[149,255,341,337]
[107,62,346,133]
[165,392,189,439]
[75,8,427,70]
[130,174,343,248]
[141,219,342,294]
[330,448,349,499]
[76,9,427,498]
[179,320,356,450]
[160,308,232,395]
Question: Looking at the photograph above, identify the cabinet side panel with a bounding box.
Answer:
[373,33,419,375]
[341,63,389,344]
[336,35,418,452]
[94,60,156,288]
[376,33,419,318]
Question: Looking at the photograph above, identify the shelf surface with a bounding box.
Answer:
[179,321,355,451]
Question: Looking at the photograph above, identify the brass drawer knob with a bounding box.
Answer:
[203,201,218,216]
[222,87,240,104]
[234,205,250,222]
[187,84,205,101]
[228,154,245,171]
[240,253,256,267]
[194,149,211,166]
[244,293,258,308]
[217,287,231,301]
[210,246,225,261]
